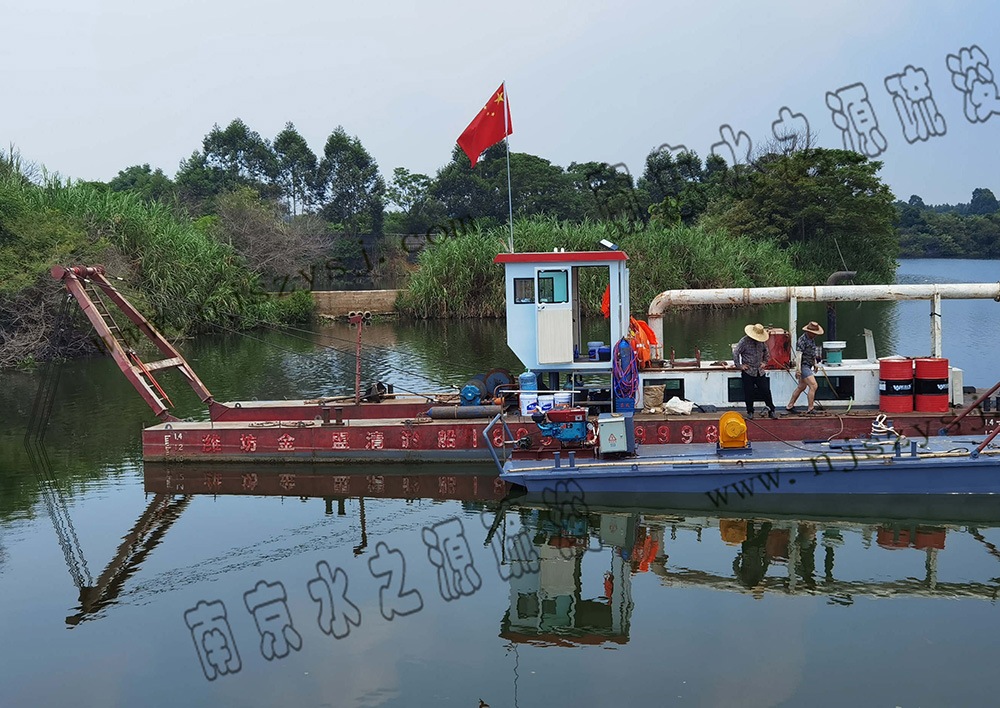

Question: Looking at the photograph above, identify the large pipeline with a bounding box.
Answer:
[427,405,503,419]
[647,282,1000,359]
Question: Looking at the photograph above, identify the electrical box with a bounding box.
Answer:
[597,412,628,454]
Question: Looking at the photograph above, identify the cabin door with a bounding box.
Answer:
[536,268,573,364]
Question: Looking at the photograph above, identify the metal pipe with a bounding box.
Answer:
[931,293,943,358]
[651,283,1000,310]
[824,270,858,340]
[825,270,856,341]
[427,405,503,419]
[647,282,1000,354]
[974,425,1000,457]
[939,379,1000,434]
[826,271,858,286]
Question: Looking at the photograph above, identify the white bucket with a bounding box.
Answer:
[520,393,539,416]
[553,391,572,408]
[538,394,554,412]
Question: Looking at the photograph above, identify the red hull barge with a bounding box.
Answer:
[143,464,511,501]
[53,262,1000,465]
[142,409,996,463]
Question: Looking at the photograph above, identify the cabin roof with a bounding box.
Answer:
[494,251,629,264]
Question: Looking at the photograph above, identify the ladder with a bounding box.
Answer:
[51,265,214,421]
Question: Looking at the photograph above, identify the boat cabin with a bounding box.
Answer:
[494,250,631,373]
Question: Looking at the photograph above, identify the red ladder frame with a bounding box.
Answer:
[51,265,214,422]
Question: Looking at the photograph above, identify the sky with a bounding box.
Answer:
[3,0,999,205]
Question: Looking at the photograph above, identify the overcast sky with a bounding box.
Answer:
[4,0,998,205]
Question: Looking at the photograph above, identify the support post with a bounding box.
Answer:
[351,314,363,405]
[788,295,798,343]
[931,293,942,358]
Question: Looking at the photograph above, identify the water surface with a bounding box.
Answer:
[2,259,1000,707]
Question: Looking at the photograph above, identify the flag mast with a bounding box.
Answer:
[503,81,514,253]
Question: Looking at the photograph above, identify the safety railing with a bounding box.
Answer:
[483,413,516,474]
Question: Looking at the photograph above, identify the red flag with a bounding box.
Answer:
[457,83,512,167]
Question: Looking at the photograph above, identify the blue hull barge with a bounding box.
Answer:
[494,409,1000,498]
[496,423,1000,497]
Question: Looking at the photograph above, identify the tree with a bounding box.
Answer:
[273,122,318,215]
[639,149,729,224]
[212,187,327,277]
[710,148,899,282]
[175,118,281,213]
[174,151,228,214]
[108,164,175,203]
[202,119,278,194]
[431,144,509,224]
[432,145,587,226]
[386,167,445,234]
[908,194,926,208]
[315,127,385,236]
[568,160,645,225]
[969,187,999,215]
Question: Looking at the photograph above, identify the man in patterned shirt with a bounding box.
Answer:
[733,323,775,419]
[785,321,824,414]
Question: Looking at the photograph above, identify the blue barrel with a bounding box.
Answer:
[518,371,537,391]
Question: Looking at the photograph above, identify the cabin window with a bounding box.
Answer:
[513,278,535,304]
[727,378,744,403]
[538,270,569,304]
[642,378,685,401]
[817,376,855,400]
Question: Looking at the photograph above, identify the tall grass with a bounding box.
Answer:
[397,216,801,318]
[0,171,309,367]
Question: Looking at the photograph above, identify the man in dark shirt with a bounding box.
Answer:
[733,323,775,419]
[785,321,824,414]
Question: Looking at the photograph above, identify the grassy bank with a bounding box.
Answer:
[397,217,802,318]
[0,167,312,368]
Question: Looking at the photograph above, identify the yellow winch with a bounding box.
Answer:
[718,411,749,449]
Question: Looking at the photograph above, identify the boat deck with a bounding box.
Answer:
[501,435,1000,496]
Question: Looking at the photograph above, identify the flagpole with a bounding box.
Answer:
[504,81,514,253]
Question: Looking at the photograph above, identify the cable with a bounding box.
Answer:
[612,338,638,402]
[253,320,459,392]
[109,275,465,396]
[871,414,901,438]
[267,319,464,384]
[207,321,441,400]
[742,416,829,453]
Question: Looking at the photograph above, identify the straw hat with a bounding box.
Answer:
[803,321,824,335]
[744,323,768,342]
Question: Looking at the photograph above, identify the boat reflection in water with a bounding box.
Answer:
[123,465,1000,639]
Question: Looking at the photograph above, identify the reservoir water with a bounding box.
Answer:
[1,259,999,707]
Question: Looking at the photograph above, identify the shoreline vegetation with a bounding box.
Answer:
[1,117,996,368]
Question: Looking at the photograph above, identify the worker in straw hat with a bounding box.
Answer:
[785,321,824,414]
[733,323,776,419]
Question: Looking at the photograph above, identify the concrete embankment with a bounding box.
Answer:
[311,290,402,317]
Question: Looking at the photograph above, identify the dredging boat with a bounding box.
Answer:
[51,251,1000,464]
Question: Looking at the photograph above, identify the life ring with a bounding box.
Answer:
[585,422,599,447]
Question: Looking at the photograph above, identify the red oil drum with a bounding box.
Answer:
[879,358,914,412]
[914,357,949,412]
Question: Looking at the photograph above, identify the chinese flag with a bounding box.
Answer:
[457,83,512,167]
